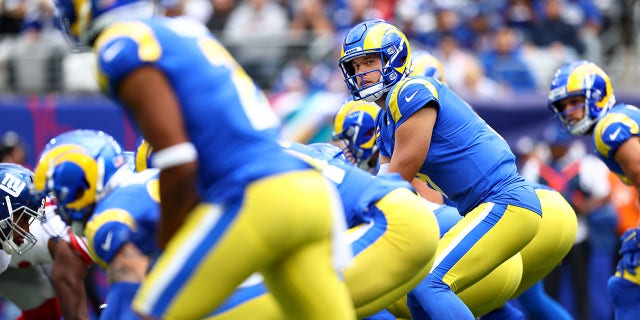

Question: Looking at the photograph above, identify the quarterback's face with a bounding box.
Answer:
[350,54,383,88]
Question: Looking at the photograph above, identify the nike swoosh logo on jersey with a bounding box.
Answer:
[405,91,419,103]
[609,127,622,140]
[101,231,113,251]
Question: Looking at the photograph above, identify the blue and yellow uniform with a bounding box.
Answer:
[378,75,542,318]
[593,104,640,185]
[593,104,640,319]
[211,141,439,319]
[85,169,159,270]
[83,168,159,319]
[516,184,577,295]
[501,184,577,320]
[211,142,528,320]
[94,17,353,319]
[547,60,640,320]
[283,142,439,317]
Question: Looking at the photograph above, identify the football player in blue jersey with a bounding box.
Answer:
[136,136,441,319]
[407,49,576,320]
[135,135,528,319]
[51,0,355,319]
[198,140,525,320]
[33,130,146,319]
[332,100,381,173]
[339,19,554,320]
[335,99,577,320]
[548,60,640,320]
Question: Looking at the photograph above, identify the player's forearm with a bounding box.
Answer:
[56,282,89,320]
[388,157,423,182]
[411,178,444,204]
[107,243,149,284]
[158,162,199,248]
[51,250,90,320]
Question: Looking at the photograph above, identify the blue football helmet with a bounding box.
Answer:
[548,60,616,135]
[53,0,157,49]
[411,51,445,83]
[333,100,381,171]
[339,19,412,102]
[33,130,129,226]
[0,163,44,255]
[134,137,154,172]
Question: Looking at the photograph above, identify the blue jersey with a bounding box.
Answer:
[593,103,640,184]
[281,141,412,227]
[84,169,160,269]
[94,17,309,203]
[377,76,541,215]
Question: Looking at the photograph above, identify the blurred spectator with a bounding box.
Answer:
[570,0,603,64]
[223,0,289,89]
[456,57,504,100]
[532,0,603,63]
[288,0,335,61]
[62,51,99,92]
[519,41,577,92]
[289,0,334,39]
[477,26,537,92]
[332,0,383,35]
[158,0,186,17]
[417,7,475,50]
[608,171,640,236]
[502,0,536,40]
[530,0,585,56]
[159,0,214,25]
[431,33,479,93]
[8,0,67,93]
[464,7,500,52]
[372,0,395,21]
[0,0,27,34]
[394,0,437,42]
[183,0,214,24]
[0,130,27,166]
[206,0,237,32]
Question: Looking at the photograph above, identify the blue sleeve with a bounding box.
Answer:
[92,221,134,265]
[97,37,146,91]
[600,121,633,159]
[99,282,142,320]
[392,79,438,128]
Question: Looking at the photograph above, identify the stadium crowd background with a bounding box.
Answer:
[0,0,639,319]
[0,0,638,95]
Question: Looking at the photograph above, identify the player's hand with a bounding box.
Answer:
[616,228,640,276]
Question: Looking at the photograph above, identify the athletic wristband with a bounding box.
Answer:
[151,142,198,169]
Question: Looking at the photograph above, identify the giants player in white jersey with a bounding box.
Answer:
[0,163,92,320]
